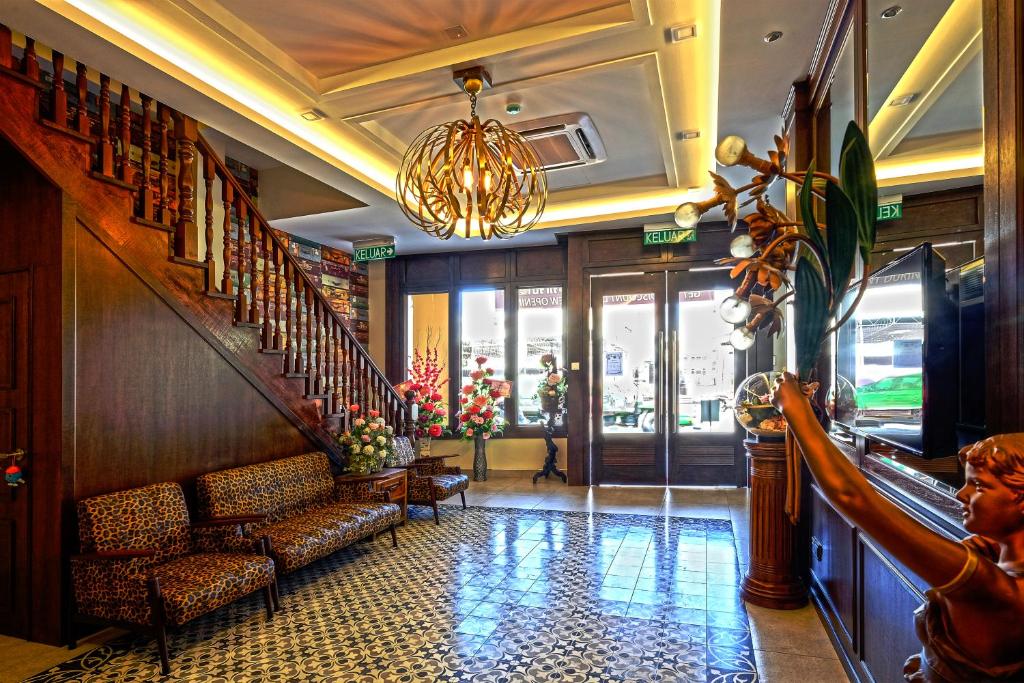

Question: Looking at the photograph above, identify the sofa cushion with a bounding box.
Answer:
[390,436,417,466]
[154,552,275,625]
[197,452,334,524]
[409,474,470,502]
[260,502,400,573]
[77,482,192,565]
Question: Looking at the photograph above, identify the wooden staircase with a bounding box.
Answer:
[0,25,410,461]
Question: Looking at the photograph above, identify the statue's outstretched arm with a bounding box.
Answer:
[773,372,968,588]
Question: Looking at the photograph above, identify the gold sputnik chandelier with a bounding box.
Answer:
[396,67,548,240]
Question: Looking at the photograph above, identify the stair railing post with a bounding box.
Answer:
[51,51,67,127]
[172,111,199,260]
[404,390,418,444]
[0,24,12,69]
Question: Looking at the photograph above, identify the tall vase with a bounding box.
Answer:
[473,434,487,481]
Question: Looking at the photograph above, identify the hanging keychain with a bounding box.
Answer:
[4,449,25,487]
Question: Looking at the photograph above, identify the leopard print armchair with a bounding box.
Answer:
[70,482,277,675]
[396,437,470,525]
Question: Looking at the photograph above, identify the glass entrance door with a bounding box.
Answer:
[591,271,743,486]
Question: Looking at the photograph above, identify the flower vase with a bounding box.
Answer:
[473,433,487,481]
[417,436,432,458]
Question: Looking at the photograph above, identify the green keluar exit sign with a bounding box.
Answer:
[353,244,396,262]
[877,196,903,222]
[643,228,696,246]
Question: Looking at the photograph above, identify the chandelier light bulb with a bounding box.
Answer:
[716,135,748,166]
[730,326,756,350]
[674,202,701,228]
[720,296,752,324]
[729,234,756,258]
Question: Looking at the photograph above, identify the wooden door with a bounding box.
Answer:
[0,270,31,638]
[666,271,744,485]
[591,274,666,484]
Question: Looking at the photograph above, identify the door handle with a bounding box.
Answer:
[655,330,664,434]
[3,449,26,487]
[670,330,678,435]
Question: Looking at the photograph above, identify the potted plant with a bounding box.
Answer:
[403,341,449,456]
[337,404,394,475]
[455,355,506,481]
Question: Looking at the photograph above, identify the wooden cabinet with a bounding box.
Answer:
[335,468,408,523]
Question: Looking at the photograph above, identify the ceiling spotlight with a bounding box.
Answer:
[763,30,783,43]
[880,5,903,19]
[670,24,697,42]
[300,108,326,121]
[505,102,522,116]
[444,25,468,40]
[889,93,918,107]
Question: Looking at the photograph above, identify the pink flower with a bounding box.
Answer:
[485,368,494,375]
[431,392,443,402]
[462,385,474,395]
[475,356,488,366]
[482,432,491,440]
[360,434,371,443]
[546,374,562,385]
[354,418,365,427]
[349,404,360,413]
[435,407,447,417]
[369,409,380,418]
[466,428,474,437]
[473,416,484,424]
[470,370,484,381]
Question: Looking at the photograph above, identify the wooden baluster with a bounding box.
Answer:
[220,178,234,294]
[158,104,171,225]
[304,284,314,394]
[0,25,12,69]
[261,226,271,347]
[283,260,293,369]
[273,245,283,350]
[332,320,340,413]
[323,316,333,410]
[99,74,113,176]
[75,62,88,135]
[51,51,66,127]
[173,112,199,259]
[139,95,154,220]
[248,215,259,326]
[22,37,38,81]
[119,85,131,183]
[292,276,304,375]
[345,336,354,409]
[234,197,248,323]
[313,299,323,395]
[203,153,216,291]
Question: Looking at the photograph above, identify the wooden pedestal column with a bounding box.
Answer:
[740,437,807,609]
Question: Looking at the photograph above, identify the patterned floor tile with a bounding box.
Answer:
[25,506,756,682]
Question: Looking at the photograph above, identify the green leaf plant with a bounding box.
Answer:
[674,122,878,380]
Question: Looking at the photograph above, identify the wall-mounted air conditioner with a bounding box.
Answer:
[509,112,607,171]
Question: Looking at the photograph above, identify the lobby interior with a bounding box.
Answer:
[1,0,1022,681]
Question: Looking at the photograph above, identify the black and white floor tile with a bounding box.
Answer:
[26,506,757,682]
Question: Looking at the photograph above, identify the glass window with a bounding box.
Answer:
[601,292,657,433]
[406,292,450,406]
[460,289,506,402]
[676,289,735,433]
[516,286,564,425]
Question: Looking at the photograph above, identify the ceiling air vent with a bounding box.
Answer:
[509,113,607,171]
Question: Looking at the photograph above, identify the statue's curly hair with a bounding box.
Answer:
[959,434,1024,502]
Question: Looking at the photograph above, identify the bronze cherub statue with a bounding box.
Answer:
[773,372,1024,682]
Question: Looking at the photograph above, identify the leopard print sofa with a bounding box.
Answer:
[396,437,470,525]
[196,452,401,574]
[71,482,275,628]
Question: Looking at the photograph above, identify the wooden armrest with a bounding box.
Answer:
[415,453,461,460]
[192,514,267,529]
[72,549,157,561]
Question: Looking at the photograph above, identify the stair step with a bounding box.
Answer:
[284,372,308,379]
[305,393,330,401]
[89,171,136,191]
[234,321,261,329]
[131,216,174,233]
[0,65,46,89]
[206,291,236,301]
[258,348,286,355]
[39,118,95,144]
[170,256,208,270]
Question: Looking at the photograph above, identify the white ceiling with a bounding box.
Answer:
[4,0,835,253]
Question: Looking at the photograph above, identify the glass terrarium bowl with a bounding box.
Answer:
[734,371,787,437]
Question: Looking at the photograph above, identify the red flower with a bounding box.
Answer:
[462,385,474,395]
[423,402,435,412]
[489,389,502,399]
[409,383,422,392]
[415,428,424,438]
[459,397,468,404]
[428,424,443,438]
[482,409,493,419]
[485,368,494,375]
[475,355,488,366]
[473,395,489,407]
[459,413,470,423]
[349,404,360,413]
[431,392,443,402]
[369,409,380,418]
[469,405,480,414]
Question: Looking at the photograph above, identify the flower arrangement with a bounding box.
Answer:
[337,404,395,474]
[455,355,504,441]
[537,353,567,414]
[405,342,450,440]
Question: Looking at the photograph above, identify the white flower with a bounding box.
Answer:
[386,426,394,434]
[376,435,386,445]
[375,417,385,424]
[363,445,375,455]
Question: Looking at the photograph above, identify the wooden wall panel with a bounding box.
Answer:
[860,540,925,683]
[586,235,654,264]
[873,186,983,269]
[71,223,315,501]
[459,250,508,281]
[515,246,565,279]
[402,253,449,289]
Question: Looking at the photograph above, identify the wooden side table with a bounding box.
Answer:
[335,468,408,524]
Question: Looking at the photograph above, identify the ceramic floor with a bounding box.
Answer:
[8,477,848,682]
